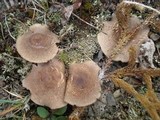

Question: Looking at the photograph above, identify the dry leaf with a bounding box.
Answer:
[64,5,74,21]
[62,0,82,24]
[73,0,82,10]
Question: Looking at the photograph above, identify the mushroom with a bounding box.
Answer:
[97,14,149,62]
[16,24,59,63]
[22,59,67,109]
[64,61,101,107]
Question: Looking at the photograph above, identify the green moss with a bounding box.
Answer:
[48,12,61,23]
[58,51,70,65]
[84,2,93,10]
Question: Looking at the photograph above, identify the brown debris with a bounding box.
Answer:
[115,1,132,31]
[107,47,160,120]
[64,61,101,107]
[149,15,160,32]
[69,107,85,120]
[16,24,59,63]
[22,59,67,109]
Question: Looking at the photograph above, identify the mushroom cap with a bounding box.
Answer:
[64,61,101,107]
[98,15,149,62]
[16,24,59,63]
[22,59,67,109]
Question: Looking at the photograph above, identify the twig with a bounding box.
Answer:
[23,113,26,120]
[30,1,44,14]
[124,1,160,14]
[2,53,22,61]
[72,13,107,35]
[43,13,47,24]
[52,1,108,35]
[52,1,65,8]
[12,18,27,27]
[4,14,16,41]
[3,0,10,9]
[2,88,23,99]
[33,0,45,10]
[0,104,22,116]
[31,0,46,24]
[0,23,5,40]
[59,24,74,40]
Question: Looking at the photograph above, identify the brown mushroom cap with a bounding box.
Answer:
[16,24,59,63]
[64,61,101,107]
[22,59,67,109]
[97,15,149,62]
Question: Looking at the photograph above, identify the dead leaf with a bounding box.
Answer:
[72,0,82,10]
[61,0,82,24]
[64,5,74,21]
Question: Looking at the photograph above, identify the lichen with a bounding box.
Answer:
[58,29,99,64]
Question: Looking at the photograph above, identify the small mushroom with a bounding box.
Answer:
[16,24,59,63]
[97,15,149,62]
[64,61,101,107]
[22,59,67,109]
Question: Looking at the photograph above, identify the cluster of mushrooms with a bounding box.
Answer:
[16,11,149,109]
[16,24,101,109]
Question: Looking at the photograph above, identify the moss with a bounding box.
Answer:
[84,2,93,10]
[0,53,31,80]
[58,51,70,65]
[48,12,62,23]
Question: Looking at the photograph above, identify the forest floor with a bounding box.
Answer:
[0,0,160,120]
